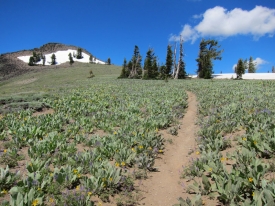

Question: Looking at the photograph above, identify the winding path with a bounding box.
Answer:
[139,91,198,205]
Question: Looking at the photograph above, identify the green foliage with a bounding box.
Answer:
[107,57,111,65]
[118,58,129,78]
[196,39,223,79]
[248,57,256,73]
[129,45,142,78]
[76,48,83,59]
[165,45,173,78]
[28,56,34,66]
[51,54,56,65]
[235,58,245,79]
[68,52,74,65]
[143,48,158,79]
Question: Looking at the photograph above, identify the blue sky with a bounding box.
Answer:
[0,0,274,74]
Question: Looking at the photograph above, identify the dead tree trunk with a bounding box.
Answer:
[172,42,177,78]
[174,36,183,79]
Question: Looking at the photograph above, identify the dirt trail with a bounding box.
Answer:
[139,91,199,206]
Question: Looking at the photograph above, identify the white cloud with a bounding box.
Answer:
[254,57,268,68]
[170,6,275,43]
[170,24,199,43]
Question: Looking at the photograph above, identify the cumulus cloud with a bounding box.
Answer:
[254,57,268,68]
[170,6,275,43]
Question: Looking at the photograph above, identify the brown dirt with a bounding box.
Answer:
[138,91,199,206]
[32,108,54,117]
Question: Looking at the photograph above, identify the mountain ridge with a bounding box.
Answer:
[0,43,101,81]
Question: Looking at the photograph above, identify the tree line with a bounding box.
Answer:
[119,38,267,80]
[119,37,187,80]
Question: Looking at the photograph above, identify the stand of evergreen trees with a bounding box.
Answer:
[119,43,186,80]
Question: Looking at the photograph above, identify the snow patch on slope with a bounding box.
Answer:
[17,49,106,65]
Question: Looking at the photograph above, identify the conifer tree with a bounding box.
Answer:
[235,59,245,79]
[196,39,223,79]
[248,56,256,73]
[76,48,83,59]
[28,56,34,66]
[51,54,57,65]
[165,45,173,78]
[68,53,74,65]
[143,48,154,79]
[152,57,159,79]
[175,37,186,79]
[119,58,130,78]
[42,55,46,66]
[107,58,111,65]
[129,45,142,78]
[89,55,94,63]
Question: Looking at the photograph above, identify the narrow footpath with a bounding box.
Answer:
[139,91,199,205]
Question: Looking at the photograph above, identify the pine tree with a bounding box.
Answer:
[143,48,154,79]
[89,55,94,63]
[175,38,186,79]
[159,64,166,80]
[76,48,83,59]
[196,39,223,79]
[152,56,159,79]
[28,56,35,66]
[51,54,57,65]
[235,59,245,79]
[68,53,74,65]
[42,55,46,66]
[165,45,173,78]
[248,56,256,73]
[107,58,111,65]
[129,45,142,78]
[119,58,130,78]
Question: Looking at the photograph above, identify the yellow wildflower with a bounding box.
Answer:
[23,138,26,141]
[252,192,254,197]
[109,177,113,181]
[50,173,53,177]
[3,149,7,153]
[155,128,158,132]
[209,168,213,172]
[1,189,8,194]
[88,192,92,196]
[77,174,81,178]
[148,147,152,150]
[76,185,80,191]
[195,151,200,155]
[249,177,253,182]
[102,177,106,181]
[242,137,247,141]
[131,148,135,152]
[220,157,227,162]
[115,162,120,167]
[121,162,126,166]
[139,145,143,149]
[73,169,78,174]
[49,198,55,203]
[32,199,39,206]
[113,131,117,135]
[37,187,41,191]
[158,149,163,153]
[253,141,257,145]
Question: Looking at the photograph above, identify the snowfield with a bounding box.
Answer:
[17,49,106,65]
[191,73,275,80]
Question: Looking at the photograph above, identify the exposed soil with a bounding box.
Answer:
[32,108,54,117]
[138,91,199,205]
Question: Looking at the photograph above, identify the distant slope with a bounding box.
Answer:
[0,43,106,80]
